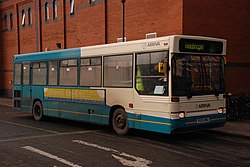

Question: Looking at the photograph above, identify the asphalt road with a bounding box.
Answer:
[0,105,249,167]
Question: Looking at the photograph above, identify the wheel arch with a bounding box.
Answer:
[109,104,125,126]
[32,98,43,113]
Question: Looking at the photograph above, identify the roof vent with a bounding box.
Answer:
[44,47,50,51]
[146,32,157,39]
[117,37,126,43]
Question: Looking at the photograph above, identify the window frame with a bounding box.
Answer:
[103,54,133,88]
[14,63,22,85]
[45,2,49,21]
[32,61,48,86]
[70,0,75,15]
[59,58,78,86]
[21,9,25,27]
[89,0,96,4]
[48,60,59,86]
[80,57,102,87]
[10,13,13,29]
[28,7,32,25]
[52,0,57,20]
[4,14,8,30]
[135,51,169,96]
[22,63,30,86]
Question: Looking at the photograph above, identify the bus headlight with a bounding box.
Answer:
[179,112,185,118]
[217,107,226,114]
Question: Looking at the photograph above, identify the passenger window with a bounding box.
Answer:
[14,64,22,85]
[23,63,30,85]
[80,57,102,86]
[48,61,58,85]
[104,54,132,87]
[32,62,47,85]
[59,59,77,86]
[136,51,168,95]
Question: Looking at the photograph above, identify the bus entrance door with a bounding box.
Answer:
[21,63,32,111]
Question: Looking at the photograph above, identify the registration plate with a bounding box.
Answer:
[197,118,210,123]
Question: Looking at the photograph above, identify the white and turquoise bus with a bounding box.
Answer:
[13,35,227,134]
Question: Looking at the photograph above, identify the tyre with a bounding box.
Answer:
[112,108,129,135]
[32,101,43,121]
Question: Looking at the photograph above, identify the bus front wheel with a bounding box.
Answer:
[112,108,129,135]
[32,101,43,121]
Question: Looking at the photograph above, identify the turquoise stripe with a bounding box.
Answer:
[14,48,81,62]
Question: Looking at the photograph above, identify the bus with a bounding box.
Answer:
[13,35,227,135]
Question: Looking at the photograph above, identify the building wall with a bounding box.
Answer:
[0,0,183,97]
[1,0,249,97]
[183,0,250,94]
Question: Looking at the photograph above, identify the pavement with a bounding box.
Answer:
[0,97,249,138]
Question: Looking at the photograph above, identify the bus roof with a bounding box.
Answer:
[14,35,226,63]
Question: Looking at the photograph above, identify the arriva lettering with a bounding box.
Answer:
[142,42,161,49]
[195,103,211,109]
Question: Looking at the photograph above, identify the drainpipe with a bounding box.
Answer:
[104,0,108,44]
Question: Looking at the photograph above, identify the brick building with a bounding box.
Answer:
[0,0,249,97]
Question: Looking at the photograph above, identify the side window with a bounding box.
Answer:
[14,64,22,85]
[32,62,47,85]
[48,61,58,85]
[104,54,132,87]
[80,57,101,86]
[59,59,77,86]
[23,63,30,85]
[136,51,168,95]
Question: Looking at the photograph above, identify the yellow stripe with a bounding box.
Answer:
[185,121,197,125]
[22,106,109,118]
[39,107,171,126]
[47,108,109,118]
[128,118,172,126]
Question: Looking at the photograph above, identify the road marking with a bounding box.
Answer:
[0,130,99,143]
[73,140,152,167]
[22,146,82,167]
[0,120,60,134]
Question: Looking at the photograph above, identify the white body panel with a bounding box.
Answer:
[84,35,226,120]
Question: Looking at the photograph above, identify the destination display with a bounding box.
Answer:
[179,38,223,54]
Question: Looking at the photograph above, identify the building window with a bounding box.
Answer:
[45,2,49,21]
[53,0,57,19]
[21,9,25,26]
[28,7,32,25]
[10,13,13,29]
[4,14,8,30]
[89,0,95,4]
[70,0,74,15]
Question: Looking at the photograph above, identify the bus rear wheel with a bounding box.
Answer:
[32,101,43,121]
[112,108,129,135]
